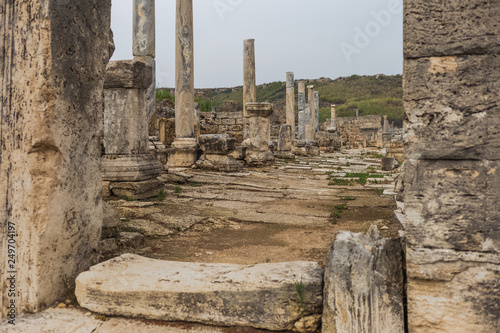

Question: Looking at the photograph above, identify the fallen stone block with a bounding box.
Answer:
[118,232,145,248]
[76,254,323,331]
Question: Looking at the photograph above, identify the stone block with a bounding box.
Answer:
[404,159,500,253]
[404,54,500,160]
[0,0,111,316]
[199,134,235,154]
[196,154,243,173]
[404,0,500,58]
[118,232,145,248]
[407,248,500,332]
[104,60,153,89]
[76,254,323,331]
[99,239,118,253]
[381,157,396,171]
[110,179,164,200]
[323,226,405,333]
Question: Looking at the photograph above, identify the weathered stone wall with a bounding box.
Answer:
[200,111,244,145]
[404,0,500,331]
[0,0,112,317]
[336,115,382,148]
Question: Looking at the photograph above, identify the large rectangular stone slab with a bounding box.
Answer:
[404,54,500,160]
[76,254,323,331]
[404,0,500,58]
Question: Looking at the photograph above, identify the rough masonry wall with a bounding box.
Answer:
[0,0,112,316]
[200,111,244,145]
[336,115,382,148]
[404,0,500,331]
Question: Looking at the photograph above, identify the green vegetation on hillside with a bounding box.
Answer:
[157,74,403,120]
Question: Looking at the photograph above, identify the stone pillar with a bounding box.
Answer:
[245,103,275,166]
[275,125,295,159]
[285,72,295,139]
[383,115,389,133]
[168,0,198,169]
[307,85,316,143]
[327,104,337,132]
[298,81,306,112]
[243,39,256,140]
[314,91,319,133]
[297,111,306,144]
[102,60,162,199]
[404,0,500,331]
[133,0,156,123]
[356,109,359,117]
[0,1,112,317]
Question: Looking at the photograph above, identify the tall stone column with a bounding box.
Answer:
[243,39,256,140]
[133,0,156,123]
[168,0,198,168]
[0,0,112,317]
[314,91,319,133]
[297,81,307,144]
[285,72,295,139]
[404,0,500,331]
[307,85,316,142]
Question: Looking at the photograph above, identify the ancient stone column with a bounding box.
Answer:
[168,0,198,168]
[307,85,316,142]
[383,115,389,133]
[298,81,306,112]
[297,110,306,144]
[356,109,359,117]
[243,39,256,140]
[404,0,500,331]
[314,91,319,133]
[286,72,295,139]
[331,105,337,128]
[133,0,156,123]
[275,125,295,159]
[245,103,275,166]
[0,1,112,317]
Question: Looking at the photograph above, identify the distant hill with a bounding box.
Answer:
[157,74,403,124]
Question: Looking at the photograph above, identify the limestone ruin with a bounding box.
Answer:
[1,0,498,332]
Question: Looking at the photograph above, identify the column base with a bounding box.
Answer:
[245,150,275,166]
[102,154,162,182]
[167,138,199,169]
[108,179,164,200]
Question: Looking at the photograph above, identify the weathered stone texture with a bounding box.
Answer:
[404,54,500,160]
[323,227,405,333]
[104,60,152,89]
[336,115,382,149]
[404,0,500,58]
[76,254,323,331]
[199,111,244,145]
[0,0,111,316]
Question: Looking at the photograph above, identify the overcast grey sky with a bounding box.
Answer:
[111,0,403,88]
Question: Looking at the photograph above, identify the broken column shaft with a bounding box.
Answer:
[245,102,275,166]
[286,72,295,139]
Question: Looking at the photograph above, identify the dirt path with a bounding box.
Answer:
[104,148,402,267]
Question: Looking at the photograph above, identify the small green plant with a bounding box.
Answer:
[266,258,271,263]
[331,203,348,224]
[342,196,355,201]
[293,276,305,317]
[346,162,351,167]
[157,189,165,201]
[337,166,343,171]
[61,276,78,305]
[345,172,369,185]
[376,188,385,195]
[190,182,202,187]
[174,186,181,194]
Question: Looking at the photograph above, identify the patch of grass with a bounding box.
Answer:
[345,172,369,185]
[342,196,356,201]
[293,276,305,316]
[346,162,351,167]
[328,178,352,186]
[330,203,347,224]
[369,153,385,159]
[174,186,181,194]
[119,195,138,202]
[376,188,385,195]
[368,174,384,178]
[190,182,202,187]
